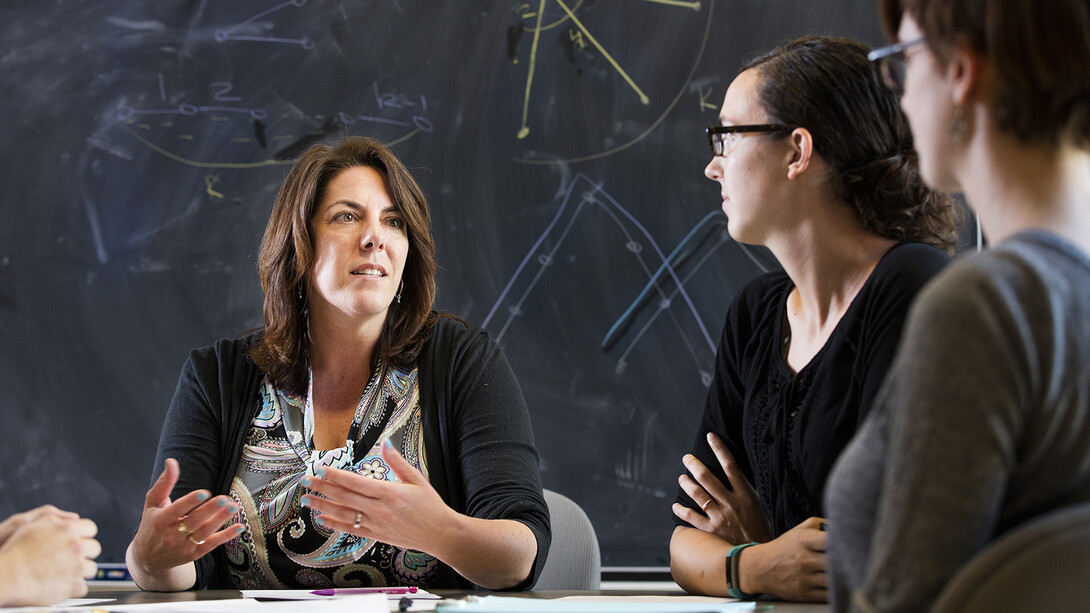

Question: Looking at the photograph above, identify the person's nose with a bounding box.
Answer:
[359,219,386,252]
[705,157,722,181]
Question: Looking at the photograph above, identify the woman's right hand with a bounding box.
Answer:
[739,517,828,602]
[126,458,244,591]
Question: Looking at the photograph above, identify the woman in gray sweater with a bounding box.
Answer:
[825,1,1090,611]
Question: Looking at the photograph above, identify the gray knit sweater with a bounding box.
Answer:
[825,231,1090,613]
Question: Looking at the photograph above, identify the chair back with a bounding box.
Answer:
[536,489,602,590]
[931,502,1090,613]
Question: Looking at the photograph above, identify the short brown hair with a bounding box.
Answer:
[879,0,1090,148]
[250,136,437,395]
[743,36,960,253]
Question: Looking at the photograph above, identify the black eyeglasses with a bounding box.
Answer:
[868,37,927,96]
[706,124,794,156]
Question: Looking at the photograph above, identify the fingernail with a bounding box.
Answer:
[383,439,393,449]
[300,497,311,508]
[301,477,312,487]
[217,498,227,507]
[315,516,325,526]
[316,467,326,477]
[196,492,209,502]
[229,505,239,514]
[236,525,245,533]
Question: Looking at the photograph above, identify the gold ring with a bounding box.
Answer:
[701,499,715,512]
[188,535,206,546]
[177,521,193,536]
[353,511,362,530]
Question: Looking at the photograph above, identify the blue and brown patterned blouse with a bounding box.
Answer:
[222,361,445,588]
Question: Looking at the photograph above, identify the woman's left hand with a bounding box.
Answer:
[673,432,773,544]
[301,440,457,553]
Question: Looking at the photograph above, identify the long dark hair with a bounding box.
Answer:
[743,36,960,253]
[249,136,438,395]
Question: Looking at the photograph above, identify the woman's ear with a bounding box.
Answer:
[786,127,815,180]
[948,38,984,106]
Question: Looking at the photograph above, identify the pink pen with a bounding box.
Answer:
[310,586,418,596]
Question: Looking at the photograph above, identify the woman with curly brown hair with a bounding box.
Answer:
[125,137,549,592]
[670,35,960,602]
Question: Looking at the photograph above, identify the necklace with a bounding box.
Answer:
[780,304,793,362]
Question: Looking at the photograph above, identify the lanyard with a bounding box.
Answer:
[301,361,399,467]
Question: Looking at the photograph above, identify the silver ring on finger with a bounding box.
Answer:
[353,511,362,530]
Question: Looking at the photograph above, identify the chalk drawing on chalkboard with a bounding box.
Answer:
[213,0,316,50]
[602,211,774,383]
[482,173,764,383]
[510,0,715,163]
[114,76,434,169]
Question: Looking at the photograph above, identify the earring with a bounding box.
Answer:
[952,105,969,142]
[396,280,403,304]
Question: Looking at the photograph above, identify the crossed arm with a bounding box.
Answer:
[670,432,828,602]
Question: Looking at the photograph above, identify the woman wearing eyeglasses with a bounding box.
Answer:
[669,36,959,602]
[825,1,1090,611]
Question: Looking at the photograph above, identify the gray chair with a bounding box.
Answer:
[931,502,1090,613]
[536,489,602,590]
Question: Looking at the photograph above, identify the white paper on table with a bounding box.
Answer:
[241,588,439,601]
[49,599,117,608]
[0,599,236,613]
[557,595,748,605]
[102,598,278,612]
[119,594,385,612]
[433,595,756,613]
[0,594,387,613]
[0,598,116,611]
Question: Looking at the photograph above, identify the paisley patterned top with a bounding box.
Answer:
[222,361,443,588]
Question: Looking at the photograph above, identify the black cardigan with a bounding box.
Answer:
[150,315,551,589]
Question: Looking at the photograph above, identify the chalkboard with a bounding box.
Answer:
[0,0,887,569]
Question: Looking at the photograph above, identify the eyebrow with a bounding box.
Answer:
[323,200,399,215]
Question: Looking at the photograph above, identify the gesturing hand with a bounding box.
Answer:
[128,458,244,587]
[0,508,100,607]
[673,432,772,544]
[302,440,458,554]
